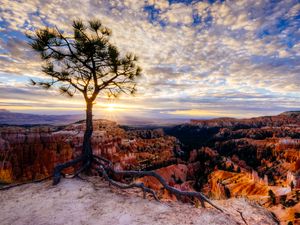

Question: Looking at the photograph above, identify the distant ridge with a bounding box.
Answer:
[190,111,300,128]
[0,109,83,125]
[279,111,300,116]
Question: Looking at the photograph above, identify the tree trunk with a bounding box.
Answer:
[82,100,93,162]
[52,100,93,184]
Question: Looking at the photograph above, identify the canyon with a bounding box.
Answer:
[0,120,178,183]
[0,111,299,224]
[165,111,300,224]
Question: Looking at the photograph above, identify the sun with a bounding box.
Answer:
[106,103,116,112]
[99,102,123,122]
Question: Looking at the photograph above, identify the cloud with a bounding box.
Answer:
[0,0,299,118]
[159,3,193,25]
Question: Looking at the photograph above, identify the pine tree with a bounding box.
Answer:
[268,189,276,205]
[25,19,223,212]
[27,19,141,184]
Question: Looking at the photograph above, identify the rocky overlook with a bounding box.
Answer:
[0,178,277,225]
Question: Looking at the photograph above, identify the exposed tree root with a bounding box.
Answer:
[270,212,280,225]
[66,161,91,179]
[97,165,159,201]
[53,155,85,185]
[92,155,223,212]
[0,175,52,191]
[237,210,248,225]
[1,154,223,212]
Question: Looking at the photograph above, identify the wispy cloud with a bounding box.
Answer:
[0,0,299,118]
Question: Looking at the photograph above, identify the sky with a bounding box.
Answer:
[0,0,299,119]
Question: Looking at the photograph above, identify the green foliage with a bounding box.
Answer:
[268,189,276,205]
[285,199,297,208]
[224,186,231,198]
[290,181,294,190]
[280,195,287,205]
[227,163,234,172]
[27,19,141,101]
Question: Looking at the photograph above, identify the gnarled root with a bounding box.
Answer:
[1,153,223,212]
[97,165,159,201]
[66,161,91,179]
[0,175,52,191]
[93,155,223,212]
[53,155,86,185]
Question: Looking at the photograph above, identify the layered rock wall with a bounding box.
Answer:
[0,120,177,182]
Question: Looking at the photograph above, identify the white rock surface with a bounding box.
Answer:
[0,177,276,225]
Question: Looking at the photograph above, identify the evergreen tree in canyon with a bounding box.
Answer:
[26,19,222,211]
[27,19,141,184]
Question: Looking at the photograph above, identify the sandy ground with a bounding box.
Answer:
[0,177,277,225]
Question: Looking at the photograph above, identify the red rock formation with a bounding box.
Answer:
[0,126,75,181]
[138,164,188,189]
[0,120,177,183]
[136,164,192,200]
[0,162,13,183]
[205,170,269,199]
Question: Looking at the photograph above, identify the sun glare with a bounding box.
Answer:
[106,104,116,112]
[98,103,124,122]
[105,103,117,112]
